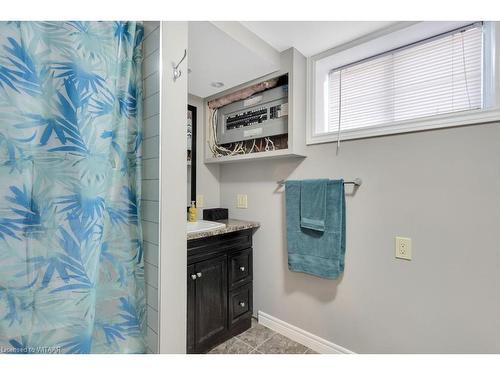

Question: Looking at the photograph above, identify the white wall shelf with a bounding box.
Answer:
[203,48,307,164]
[204,149,306,164]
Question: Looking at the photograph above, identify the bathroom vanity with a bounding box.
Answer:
[187,219,259,354]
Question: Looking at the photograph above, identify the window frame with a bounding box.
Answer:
[307,21,500,145]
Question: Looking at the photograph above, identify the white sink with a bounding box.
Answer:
[187,220,226,234]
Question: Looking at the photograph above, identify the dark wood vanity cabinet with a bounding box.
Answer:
[187,229,254,353]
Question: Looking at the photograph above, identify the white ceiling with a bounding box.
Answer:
[240,21,398,57]
[188,21,401,98]
[188,22,280,98]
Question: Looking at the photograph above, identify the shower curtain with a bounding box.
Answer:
[0,21,146,353]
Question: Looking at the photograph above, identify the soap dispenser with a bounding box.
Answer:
[188,201,197,222]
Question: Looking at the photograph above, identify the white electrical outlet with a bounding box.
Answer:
[196,194,204,208]
[236,194,248,209]
[395,237,412,260]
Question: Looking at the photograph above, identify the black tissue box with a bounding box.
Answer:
[203,208,228,221]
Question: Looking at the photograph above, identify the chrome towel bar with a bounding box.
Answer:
[277,178,362,187]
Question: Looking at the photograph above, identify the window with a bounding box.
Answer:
[308,22,500,144]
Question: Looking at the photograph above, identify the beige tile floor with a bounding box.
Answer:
[209,318,318,354]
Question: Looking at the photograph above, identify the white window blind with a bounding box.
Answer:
[325,23,483,135]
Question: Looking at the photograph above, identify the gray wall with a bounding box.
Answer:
[141,21,160,354]
[219,122,500,353]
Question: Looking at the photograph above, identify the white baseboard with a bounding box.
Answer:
[258,311,355,354]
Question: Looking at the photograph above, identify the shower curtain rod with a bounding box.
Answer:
[277,178,362,187]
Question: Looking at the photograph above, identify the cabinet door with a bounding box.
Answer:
[187,264,196,353]
[194,255,228,351]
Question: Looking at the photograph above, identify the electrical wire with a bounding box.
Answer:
[208,108,280,158]
[460,31,472,109]
[336,70,342,155]
[209,108,247,157]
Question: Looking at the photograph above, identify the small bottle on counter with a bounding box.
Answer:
[188,201,197,222]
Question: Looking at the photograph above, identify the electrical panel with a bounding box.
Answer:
[216,85,288,145]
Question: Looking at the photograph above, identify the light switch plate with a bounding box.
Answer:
[236,194,248,209]
[395,237,412,260]
[196,194,204,208]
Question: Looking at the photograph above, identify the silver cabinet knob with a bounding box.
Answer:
[190,274,197,280]
[239,301,245,307]
[239,266,245,272]
[196,272,202,278]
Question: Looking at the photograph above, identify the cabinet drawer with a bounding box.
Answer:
[188,229,253,263]
[229,248,252,289]
[229,283,252,326]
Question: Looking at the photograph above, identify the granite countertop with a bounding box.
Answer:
[187,219,260,240]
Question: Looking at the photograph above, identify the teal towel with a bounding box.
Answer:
[285,179,346,280]
[300,179,329,232]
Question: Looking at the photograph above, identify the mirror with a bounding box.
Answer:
[187,104,197,206]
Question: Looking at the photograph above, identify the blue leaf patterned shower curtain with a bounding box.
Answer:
[0,21,146,353]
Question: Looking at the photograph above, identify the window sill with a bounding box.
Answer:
[307,108,500,145]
